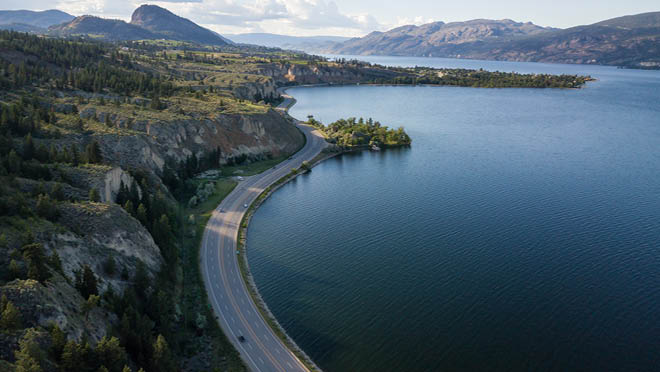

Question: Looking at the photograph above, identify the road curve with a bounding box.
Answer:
[201,95,326,372]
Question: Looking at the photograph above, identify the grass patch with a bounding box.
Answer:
[179,178,246,371]
[221,156,289,177]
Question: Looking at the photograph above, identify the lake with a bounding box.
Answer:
[247,56,660,371]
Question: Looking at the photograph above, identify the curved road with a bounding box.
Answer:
[201,95,326,372]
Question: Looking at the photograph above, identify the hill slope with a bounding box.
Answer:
[0,23,46,33]
[0,9,74,28]
[49,15,158,40]
[130,4,229,45]
[328,12,660,68]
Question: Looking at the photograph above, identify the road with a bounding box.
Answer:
[201,95,326,372]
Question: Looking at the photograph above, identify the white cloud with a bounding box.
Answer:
[4,0,387,36]
[393,16,437,28]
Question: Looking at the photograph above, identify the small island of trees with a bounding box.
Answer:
[308,116,411,148]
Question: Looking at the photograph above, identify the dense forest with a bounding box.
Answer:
[385,68,593,88]
[331,58,593,88]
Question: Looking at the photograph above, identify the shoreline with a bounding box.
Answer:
[232,91,330,371]
[235,86,410,372]
[236,148,335,372]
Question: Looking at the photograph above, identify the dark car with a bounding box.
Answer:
[238,335,246,343]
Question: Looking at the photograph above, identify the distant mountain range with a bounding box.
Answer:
[0,9,73,28]
[226,33,350,52]
[1,7,658,68]
[0,9,74,33]
[326,12,660,68]
[23,5,230,46]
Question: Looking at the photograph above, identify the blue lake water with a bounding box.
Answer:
[247,56,660,371]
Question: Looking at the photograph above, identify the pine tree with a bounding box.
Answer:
[123,200,134,216]
[70,144,80,166]
[86,141,102,164]
[95,336,128,372]
[81,294,100,321]
[22,133,34,160]
[0,301,22,330]
[14,328,45,372]
[22,243,49,282]
[51,183,65,201]
[49,324,66,361]
[9,259,22,279]
[153,214,174,262]
[35,194,58,220]
[133,260,149,298]
[75,264,98,299]
[89,188,101,202]
[60,340,81,372]
[136,203,148,226]
[50,250,63,274]
[151,334,175,372]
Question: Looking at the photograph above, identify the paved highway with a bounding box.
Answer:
[201,95,326,372]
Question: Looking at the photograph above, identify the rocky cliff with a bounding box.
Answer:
[81,107,303,175]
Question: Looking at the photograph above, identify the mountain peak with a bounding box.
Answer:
[130,4,229,45]
[49,15,157,40]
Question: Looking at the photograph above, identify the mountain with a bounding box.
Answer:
[0,9,74,28]
[226,33,350,52]
[330,19,553,56]
[46,5,230,46]
[130,4,229,45]
[0,23,46,33]
[327,13,660,68]
[593,11,660,28]
[49,15,158,40]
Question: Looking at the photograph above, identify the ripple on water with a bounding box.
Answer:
[248,61,660,372]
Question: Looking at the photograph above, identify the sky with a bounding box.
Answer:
[2,0,659,37]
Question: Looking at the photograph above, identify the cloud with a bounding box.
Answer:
[4,0,386,36]
[56,0,138,19]
[152,0,383,35]
[393,16,437,28]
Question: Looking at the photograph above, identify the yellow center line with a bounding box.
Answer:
[218,201,288,372]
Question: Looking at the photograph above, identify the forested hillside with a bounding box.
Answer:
[0,30,318,372]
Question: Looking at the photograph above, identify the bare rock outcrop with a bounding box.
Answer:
[97,109,303,174]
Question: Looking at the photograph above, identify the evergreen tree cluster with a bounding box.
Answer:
[0,30,175,97]
[387,68,591,88]
[313,117,412,147]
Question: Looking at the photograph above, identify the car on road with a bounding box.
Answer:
[219,209,224,213]
[238,335,246,343]
[243,203,248,208]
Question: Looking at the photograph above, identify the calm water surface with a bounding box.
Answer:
[247,57,660,371]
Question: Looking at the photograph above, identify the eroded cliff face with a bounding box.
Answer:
[232,78,278,101]
[86,108,303,175]
[0,201,162,345]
